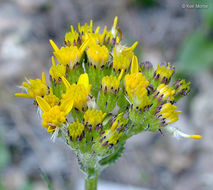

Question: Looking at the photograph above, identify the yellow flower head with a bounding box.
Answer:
[61,74,91,110]
[49,57,66,81]
[105,16,120,44]
[84,109,107,127]
[36,96,73,132]
[83,26,107,46]
[78,20,93,34]
[155,84,175,102]
[43,88,60,107]
[125,57,150,109]
[101,70,124,94]
[15,72,48,99]
[158,103,182,125]
[155,63,175,83]
[65,26,79,46]
[175,79,190,96]
[50,40,89,68]
[87,44,109,68]
[68,120,84,141]
[100,113,127,146]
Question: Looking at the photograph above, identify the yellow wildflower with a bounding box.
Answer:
[61,73,91,110]
[68,120,84,141]
[87,44,109,68]
[101,70,124,93]
[125,56,150,109]
[49,39,89,68]
[158,103,182,125]
[65,26,79,46]
[155,84,175,101]
[49,57,66,81]
[84,109,106,127]
[43,88,60,107]
[36,96,73,132]
[155,63,175,83]
[15,72,48,99]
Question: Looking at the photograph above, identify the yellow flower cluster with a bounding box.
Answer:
[15,16,201,145]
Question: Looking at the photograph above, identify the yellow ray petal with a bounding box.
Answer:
[41,72,47,85]
[36,96,51,112]
[51,56,56,66]
[189,135,202,139]
[95,26,100,34]
[60,98,74,115]
[49,40,59,52]
[123,41,138,53]
[100,26,107,44]
[89,20,93,32]
[70,25,74,33]
[77,73,89,88]
[118,69,124,81]
[61,76,71,89]
[15,93,31,98]
[131,55,139,74]
[47,126,56,132]
[113,16,118,29]
[79,39,90,54]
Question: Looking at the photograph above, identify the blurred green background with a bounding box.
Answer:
[0,0,213,190]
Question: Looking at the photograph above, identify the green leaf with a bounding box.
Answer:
[178,31,213,73]
[40,169,54,190]
[99,144,125,166]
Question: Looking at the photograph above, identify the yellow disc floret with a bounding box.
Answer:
[87,44,109,68]
[68,120,84,141]
[84,109,106,126]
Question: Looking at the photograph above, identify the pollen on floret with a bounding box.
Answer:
[158,103,182,125]
[68,120,84,141]
[87,44,109,68]
[84,109,107,127]
[155,84,175,102]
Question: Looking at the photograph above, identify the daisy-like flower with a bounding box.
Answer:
[15,72,48,99]
[61,73,91,111]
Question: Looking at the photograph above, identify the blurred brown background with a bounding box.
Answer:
[0,0,213,189]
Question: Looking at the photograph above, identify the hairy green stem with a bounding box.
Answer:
[85,170,99,190]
